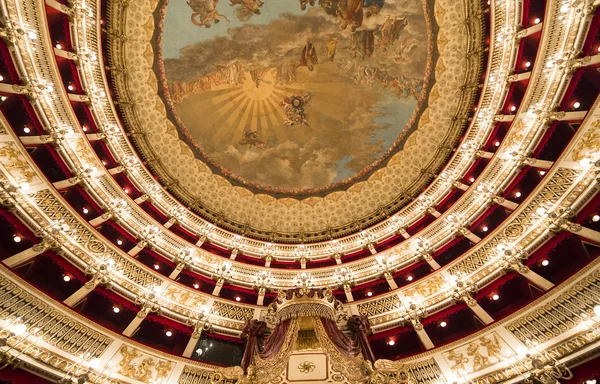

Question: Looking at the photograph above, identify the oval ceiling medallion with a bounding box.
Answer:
[156,0,436,196]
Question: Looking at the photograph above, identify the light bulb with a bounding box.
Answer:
[510,106,516,112]
[113,306,120,313]
[13,235,21,243]
[63,275,71,282]
[440,321,447,327]
[592,214,599,222]
[154,264,160,270]
[367,291,373,297]
[515,191,522,198]
[117,240,123,245]
[541,260,549,267]
[482,226,488,232]
[494,141,500,146]
[55,43,62,49]
[23,126,30,133]
[534,17,540,24]
[165,331,172,337]
[573,102,581,109]
[67,84,74,91]
[407,275,413,281]
[11,323,27,336]
[82,126,87,132]
[525,61,531,68]
[492,294,499,301]
[388,340,395,346]
[82,208,89,214]
[235,296,241,302]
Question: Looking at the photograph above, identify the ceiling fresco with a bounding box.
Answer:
[158,0,435,194]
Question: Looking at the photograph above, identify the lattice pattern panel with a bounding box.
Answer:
[0,277,113,357]
[506,269,600,344]
[178,366,236,384]
[211,301,254,321]
[357,294,400,317]
[406,359,444,384]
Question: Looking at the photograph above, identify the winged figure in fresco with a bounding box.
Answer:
[230,0,264,17]
[299,0,316,10]
[375,15,408,52]
[239,130,266,149]
[187,0,230,28]
[250,68,273,88]
[299,39,318,71]
[280,93,312,127]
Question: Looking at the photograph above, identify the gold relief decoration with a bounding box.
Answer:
[358,294,400,317]
[111,345,173,384]
[404,359,443,384]
[298,361,316,374]
[0,142,37,184]
[442,332,512,375]
[108,0,482,239]
[570,119,600,162]
[164,285,207,308]
[506,269,600,345]
[405,275,446,299]
[180,365,237,384]
[0,276,112,357]
[211,301,254,322]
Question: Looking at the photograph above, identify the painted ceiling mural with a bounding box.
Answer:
[157,0,435,194]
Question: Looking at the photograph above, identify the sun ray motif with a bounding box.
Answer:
[165,0,431,190]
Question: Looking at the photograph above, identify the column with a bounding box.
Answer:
[19,136,53,145]
[264,256,272,268]
[427,208,442,218]
[230,248,239,260]
[413,321,434,350]
[68,94,90,103]
[397,228,410,240]
[527,159,554,169]
[134,194,150,204]
[300,257,307,269]
[45,0,69,13]
[460,228,481,244]
[89,212,112,227]
[565,223,600,244]
[195,236,207,247]
[128,241,147,256]
[122,311,148,337]
[85,133,105,141]
[332,253,342,265]
[493,196,518,210]
[476,151,494,159]
[422,253,441,270]
[53,177,79,190]
[183,330,202,358]
[164,218,176,229]
[343,285,354,303]
[464,296,494,325]
[383,272,398,290]
[3,243,49,268]
[64,280,98,307]
[257,288,266,306]
[108,166,125,176]
[451,181,468,192]
[507,72,531,83]
[212,278,224,296]
[367,243,377,255]
[169,264,185,280]
[513,263,554,291]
